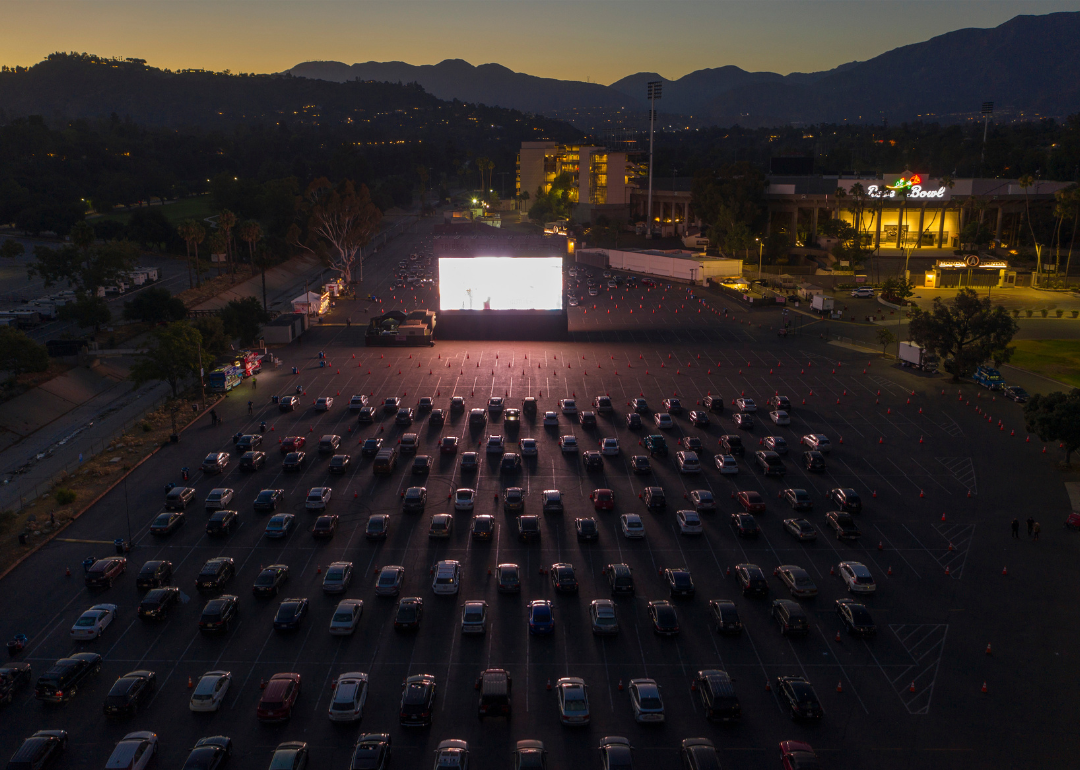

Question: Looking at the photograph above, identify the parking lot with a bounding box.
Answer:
[1,220,1076,770]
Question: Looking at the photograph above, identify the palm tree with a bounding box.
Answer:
[1063,186,1080,289]
[238,220,266,309]
[176,219,205,288]
[1018,175,1042,285]
[217,209,237,275]
[207,231,227,276]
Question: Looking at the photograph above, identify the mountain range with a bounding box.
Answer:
[289,11,1080,126]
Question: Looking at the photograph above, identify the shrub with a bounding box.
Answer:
[1026,309,1034,317]
[1072,310,1079,318]
[141,421,153,432]
[1040,309,1049,318]
[55,488,76,505]
[1011,309,1020,318]
[1056,309,1064,318]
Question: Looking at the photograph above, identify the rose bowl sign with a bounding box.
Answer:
[866,174,947,200]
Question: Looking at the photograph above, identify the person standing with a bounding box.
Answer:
[1027,516,1035,537]
[210,409,219,426]
[247,401,254,415]
[1033,521,1041,541]
[1011,518,1020,539]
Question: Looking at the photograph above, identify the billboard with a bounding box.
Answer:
[439,257,563,312]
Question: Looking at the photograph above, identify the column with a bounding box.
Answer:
[895,205,904,247]
[790,209,798,246]
[683,202,690,235]
[811,207,819,239]
[916,205,925,249]
[995,206,1004,250]
[937,205,946,248]
[874,206,882,249]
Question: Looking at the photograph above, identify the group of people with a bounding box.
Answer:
[1012,516,1041,540]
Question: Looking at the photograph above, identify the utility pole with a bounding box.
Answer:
[196,338,206,404]
[646,81,662,239]
[980,102,994,172]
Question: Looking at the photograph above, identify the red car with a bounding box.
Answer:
[85,557,127,589]
[280,436,306,454]
[780,740,819,770]
[440,436,459,454]
[257,673,301,722]
[737,490,766,513]
[590,489,615,511]
[1066,512,1080,530]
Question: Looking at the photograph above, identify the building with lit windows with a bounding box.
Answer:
[516,142,638,222]
[765,172,1069,251]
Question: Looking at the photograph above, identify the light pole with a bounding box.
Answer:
[980,101,994,171]
[646,81,662,239]
[755,238,763,282]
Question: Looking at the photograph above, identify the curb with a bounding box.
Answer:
[0,397,224,583]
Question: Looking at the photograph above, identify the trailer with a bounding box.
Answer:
[365,309,436,347]
[810,295,835,313]
[898,342,938,372]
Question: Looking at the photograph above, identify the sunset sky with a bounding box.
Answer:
[3,1,1078,83]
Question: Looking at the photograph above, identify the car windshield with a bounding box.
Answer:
[256,571,276,585]
[397,605,418,621]
[563,690,587,710]
[532,606,551,622]
[403,682,428,703]
[464,607,483,621]
[379,571,398,585]
[327,567,346,579]
[639,694,662,709]
[75,615,96,626]
[333,611,354,623]
[154,514,172,525]
[268,751,298,770]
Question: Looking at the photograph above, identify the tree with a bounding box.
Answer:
[0,326,49,377]
[1018,175,1045,284]
[130,321,202,397]
[192,316,229,358]
[177,219,206,289]
[58,293,112,330]
[0,239,25,259]
[960,220,993,250]
[908,288,1019,382]
[237,219,266,307]
[217,209,237,274]
[1024,389,1080,466]
[288,178,381,283]
[880,276,915,303]
[219,297,270,346]
[123,286,187,323]
[875,327,896,355]
[29,238,138,295]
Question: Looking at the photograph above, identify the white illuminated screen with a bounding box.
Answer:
[439,257,563,311]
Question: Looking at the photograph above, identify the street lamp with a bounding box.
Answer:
[755,238,763,282]
[645,81,662,240]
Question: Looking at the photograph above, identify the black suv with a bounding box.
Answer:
[196,557,235,594]
[776,676,823,720]
[522,397,537,416]
[605,563,635,595]
[719,435,744,456]
[734,564,769,597]
[693,669,741,722]
[771,599,809,636]
[206,510,239,537]
[199,595,240,634]
[476,669,512,719]
[103,670,156,717]
[642,486,666,512]
[399,674,437,726]
[6,731,67,770]
[578,411,597,428]
[703,395,724,413]
[236,434,263,452]
[707,600,742,635]
[755,450,786,476]
[836,598,876,636]
[803,451,827,472]
[593,396,613,414]
[135,560,172,590]
[239,451,266,471]
[35,653,101,703]
[827,488,863,513]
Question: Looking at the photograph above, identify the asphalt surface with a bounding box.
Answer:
[1,219,1077,770]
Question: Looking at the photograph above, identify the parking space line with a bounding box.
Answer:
[814,625,870,714]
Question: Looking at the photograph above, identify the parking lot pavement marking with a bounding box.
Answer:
[871,524,922,578]
[868,374,910,397]
[102,617,139,658]
[934,523,975,578]
[230,627,276,710]
[829,410,866,438]
[23,586,90,659]
[835,455,903,497]
[874,624,949,715]
[133,619,172,667]
[934,456,977,494]
[212,621,243,669]
[146,627,200,708]
[814,625,870,714]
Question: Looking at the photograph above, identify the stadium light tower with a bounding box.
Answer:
[646,80,662,239]
[980,101,993,170]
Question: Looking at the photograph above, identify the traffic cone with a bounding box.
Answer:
[887,566,893,576]
[919,490,925,498]
[986,643,992,655]
[948,542,954,552]
[65,567,71,577]
[835,631,841,642]
[872,490,877,498]
[317,566,322,574]
[967,490,972,498]
[618,679,624,691]
[546,679,552,691]
[1002,566,1008,576]
[941,513,946,521]
[909,681,916,693]
[188,676,193,688]
[765,681,771,691]
[878,541,884,551]
[830,565,835,576]
[981,682,988,693]
[945,565,951,576]
[836,682,843,693]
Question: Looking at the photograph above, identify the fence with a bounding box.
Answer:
[4,391,171,514]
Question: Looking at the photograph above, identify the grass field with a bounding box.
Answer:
[91,195,214,225]
[1010,339,1080,388]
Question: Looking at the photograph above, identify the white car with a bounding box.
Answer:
[735,397,757,412]
[329,599,364,635]
[519,437,538,456]
[559,435,579,453]
[543,411,560,426]
[328,672,368,722]
[486,435,505,454]
[189,670,232,712]
[204,488,234,510]
[105,731,157,770]
[676,451,700,473]
[629,678,665,723]
[620,514,645,539]
[432,560,461,595]
[599,437,620,455]
[676,510,703,535]
[461,600,488,634]
[556,677,590,725]
[839,561,877,594]
[653,413,674,429]
[714,454,739,474]
[802,433,832,453]
[763,436,788,454]
[305,487,332,510]
[851,287,874,298]
[70,603,118,640]
[316,396,334,411]
[688,489,716,511]
[560,398,578,415]
[770,410,791,425]
[454,488,476,511]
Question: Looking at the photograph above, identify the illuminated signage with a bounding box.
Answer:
[866,174,946,199]
[937,258,1008,269]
